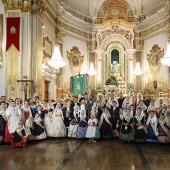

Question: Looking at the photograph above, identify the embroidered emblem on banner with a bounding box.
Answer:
[10,26,16,34]
[76,81,81,90]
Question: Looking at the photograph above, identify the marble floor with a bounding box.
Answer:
[1,139,170,170]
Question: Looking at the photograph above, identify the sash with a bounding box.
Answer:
[103,114,112,127]
[37,122,44,129]
[16,128,26,142]
[150,121,157,135]
[160,123,170,139]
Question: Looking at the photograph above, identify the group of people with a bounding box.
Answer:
[0,92,170,147]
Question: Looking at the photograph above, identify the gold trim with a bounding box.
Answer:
[147,44,164,74]
[0,14,3,69]
[67,46,84,75]
[145,75,169,94]
[43,37,52,58]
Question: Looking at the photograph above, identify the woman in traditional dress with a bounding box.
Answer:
[91,104,99,121]
[42,101,50,130]
[122,96,133,109]
[68,105,79,138]
[85,113,100,142]
[155,107,162,119]
[99,107,112,138]
[147,99,157,115]
[134,108,147,142]
[146,111,158,143]
[47,103,66,137]
[120,109,134,142]
[116,108,124,138]
[6,101,22,135]
[157,113,170,143]
[12,122,27,147]
[136,93,143,107]
[76,110,88,139]
[0,102,7,144]
[138,100,147,115]
[25,117,37,140]
[21,100,32,124]
[96,95,106,119]
[29,99,37,118]
[33,113,47,140]
[36,105,45,120]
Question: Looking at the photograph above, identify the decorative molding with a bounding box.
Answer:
[95,0,134,24]
[63,23,90,39]
[0,14,3,69]
[134,40,144,51]
[67,46,84,75]
[87,41,96,52]
[2,0,45,18]
[142,20,167,39]
[43,37,52,58]
[147,44,164,74]
[56,28,66,44]
[98,25,133,47]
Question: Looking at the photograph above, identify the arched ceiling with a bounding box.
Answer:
[61,0,166,17]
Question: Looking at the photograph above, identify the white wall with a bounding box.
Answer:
[62,35,88,86]
[143,33,169,87]
[0,2,6,96]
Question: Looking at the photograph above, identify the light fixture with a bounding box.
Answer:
[42,23,45,28]
[161,42,170,66]
[47,44,66,68]
[88,63,97,76]
[133,62,143,76]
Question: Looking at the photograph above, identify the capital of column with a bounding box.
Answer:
[95,49,104,59]
[125,49,136,59]
[56,28,66,44]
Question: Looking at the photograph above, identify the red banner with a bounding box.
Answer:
[6,17,20,52]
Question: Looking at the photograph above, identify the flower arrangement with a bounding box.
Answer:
[127,83,135,93]
[105,76,119,87]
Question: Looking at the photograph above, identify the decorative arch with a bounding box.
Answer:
[106,42,125,80]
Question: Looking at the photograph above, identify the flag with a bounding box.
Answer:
[6,17,20,51]
[70,75,88,95]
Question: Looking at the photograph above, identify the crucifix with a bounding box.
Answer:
[17,76,34,99]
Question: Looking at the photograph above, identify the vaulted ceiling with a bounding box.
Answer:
[61,0,166,17]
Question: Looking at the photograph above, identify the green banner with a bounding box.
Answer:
[73,76,85,95]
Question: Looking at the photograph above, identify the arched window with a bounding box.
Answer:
[111,49,119,64]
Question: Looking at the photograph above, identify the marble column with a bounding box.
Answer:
[95,49,104,85]
[22,13,32,99]
[126,49,136,84]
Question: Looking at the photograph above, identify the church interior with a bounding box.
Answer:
[0,0,170,170]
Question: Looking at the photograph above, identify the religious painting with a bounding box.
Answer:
[147,44,164,74]
[67,46,84,75]
[0,14,3,68]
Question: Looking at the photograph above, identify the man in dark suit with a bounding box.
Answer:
[71,96,80,110]
[62,102,73,137]
[144,95,152,108]
[109,101,119,132]
[117,92,125,108]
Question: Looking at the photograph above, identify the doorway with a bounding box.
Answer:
[44,81,49,100]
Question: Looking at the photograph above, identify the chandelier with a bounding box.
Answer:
[88,63,97,76]
[133,62,143,76]
[47,44,66,68]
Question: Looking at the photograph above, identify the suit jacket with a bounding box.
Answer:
[62,107,73,127]
[109,106,119,129]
